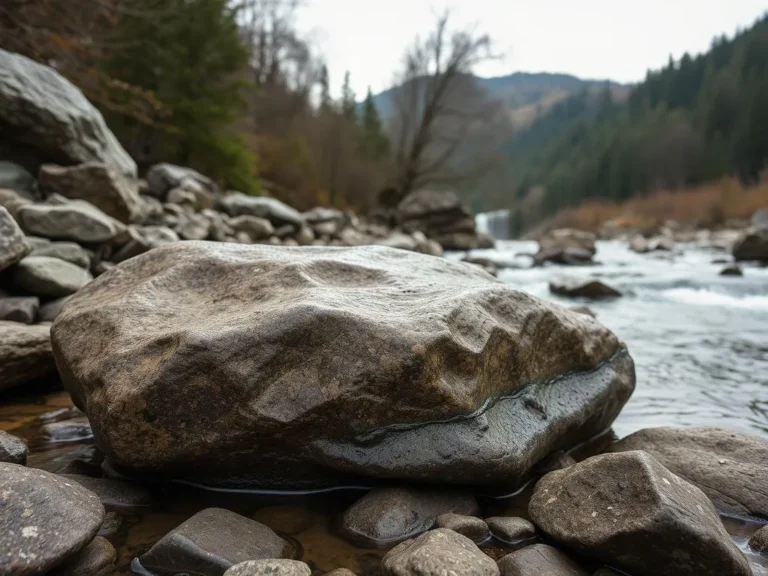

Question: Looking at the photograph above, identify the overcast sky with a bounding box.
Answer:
[296,0,767,98]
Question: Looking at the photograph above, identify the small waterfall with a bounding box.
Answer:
[476,210,510,241]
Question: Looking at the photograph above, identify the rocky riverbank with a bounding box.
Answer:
[1,48,768,576]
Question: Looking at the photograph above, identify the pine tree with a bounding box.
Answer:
[319,64,332,111]
[341,71,357,122]
[361,88,390,160]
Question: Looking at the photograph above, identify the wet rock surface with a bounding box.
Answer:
[381,528,499,576]
[138,508,293,576]
[0,205,31,272]
[529,450,751,576]
[435,513,490,543]
[610,427,768,518]
[0,463,105,576]
[223,560,312,576]
[549,277,622,299]
[485,517,536,544]
[750,526,768,557]
[341,487,479,546]
[48,536,116,576]
[52,242,635,488]
[0,321,56,391]
[497,544,588,576]
[59,474,152,510]
[0,430,28,464]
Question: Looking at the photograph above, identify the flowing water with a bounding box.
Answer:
[1,239,767,574]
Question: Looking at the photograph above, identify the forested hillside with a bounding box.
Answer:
[506,13,768,235]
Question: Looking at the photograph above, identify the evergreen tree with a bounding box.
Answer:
[360,88,390,160]
[319,64,332,111]
[341,71,357,122]
[103,0,258,192]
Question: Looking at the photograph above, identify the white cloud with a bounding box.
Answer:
[296,0,766,97]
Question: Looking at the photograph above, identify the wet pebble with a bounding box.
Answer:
[497,544,588,576]
[0,430,28,464]
[485,517,536,544]
[59,474,152,510]
[48,536,116,576]
[98,511,124,539]
[435,513,490,543]
[750,525,768,557]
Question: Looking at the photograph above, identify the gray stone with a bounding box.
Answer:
[0,49,136,178]
[31,241,91,269]
[549,277,622,299]
[485,517,536,544]
[98,512,123,539]
[217,193,303,228]
[381,528,499,576]
[435,513,490,543]
[166,187,198,207]
[295,226,315,246]
[750,526,768,557]
[0,430,28,464]
[39,163,142,223]
[17,203,119,243]
[52,243,635,489]
[0,205,31,272]
[752,208,768,230]
[38,296,71,323]
[138,508,292,576]
[325,570,357,576]
[610,427,768,518]
[0,161,37,196]
[528,451,751,576]
[569,305,596,318]
[342,488,479,546]
[0,296,39,324]
[497,544,588,576]
[720,264,744,276]
[0,187,32,220]
[112,225,179,263]
[733,228,768,262]
[0,321,56,391]
[0,463,105,576]
[146,163,218,204]
[12,256,93,297]
[229,215,274,241]
[59,474,152,511]
[376,232,418,251]
[48,536,116,576]
[177,212,211,240]
[224,560,311,576]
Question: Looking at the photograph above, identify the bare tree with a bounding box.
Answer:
[389,12,507,201]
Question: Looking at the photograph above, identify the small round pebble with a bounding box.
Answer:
[486,516,536,543]
[435,513,490,543]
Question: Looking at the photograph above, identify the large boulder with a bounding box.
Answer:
[217,193,303,228]
[381,529,499,576]
[0,321,56,391]
[52,242,635,488]
[0,49,136,178]
[0,463,105,576]
[733,228,768,262]
[17,202,120,244]
[610,427,768,518]
[528,451,751,576]
[39,163,143,223]
[0,205,31,271]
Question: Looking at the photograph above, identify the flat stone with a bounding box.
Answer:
[17,203,119,243]
[39,163,142,223]
[0,463,105,575]
[138,508,292,576]
[749,526,768,557]
[39,296,71,323]
[60,474,152,510]
[381,528,499,576]
[528,451,751,576]
[0,321,56,391]
[0,430,28,464]
[217,193,303,228]
[48,536,116,576]
[549,277,622,299]
[12,256,93,297]
[224,560,311,576]
[435,513,490,543]
[0,296,39,324]
[610,427,768,518]
[341,488,479,546]
[0,49,136,178]
[30,241,91,269]
[52,243,635,489]
[497,544,589,576]
[0,205,31,272]
[485,517,536,544]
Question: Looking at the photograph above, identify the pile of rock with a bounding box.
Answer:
[534,229,597,265]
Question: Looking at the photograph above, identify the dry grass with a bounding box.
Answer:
[550,178,768,232]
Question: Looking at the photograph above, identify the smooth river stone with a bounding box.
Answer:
[0,430,28,464]
[52,242,635,488]
[497,544,588,576]
[0,321,56,391]
[0,463,105,576]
